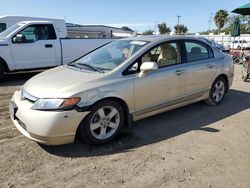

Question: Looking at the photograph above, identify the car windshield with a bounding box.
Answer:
[0,23,23,39]
[70,40,148,72]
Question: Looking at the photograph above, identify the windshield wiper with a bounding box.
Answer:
[78,63,104,73]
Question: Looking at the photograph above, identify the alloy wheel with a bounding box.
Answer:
[90,106,120,140]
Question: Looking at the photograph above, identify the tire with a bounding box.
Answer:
[205,77,227,106]
[0,64,5,82]
[80,100,125,145]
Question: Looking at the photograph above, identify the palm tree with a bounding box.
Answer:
[174,24,188,34]
[214,9,229,34]
[158,22,171,34]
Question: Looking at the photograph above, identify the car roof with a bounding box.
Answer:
[123,35,211,44]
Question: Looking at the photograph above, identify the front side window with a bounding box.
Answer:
[71,40,148,72]
[0,23,7,33]
[185,41,211,62]
[124,42,181,75]
[142,42,181,68]
[14,24,56,43]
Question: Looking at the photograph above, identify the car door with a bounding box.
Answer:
[130,41,187,115]
[10,24,57,70]
[184,40,217,97]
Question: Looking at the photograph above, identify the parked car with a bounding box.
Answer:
[0,20,113,81]
[200,38,230,54]
[9,36,234,145]
[230,39,250,50]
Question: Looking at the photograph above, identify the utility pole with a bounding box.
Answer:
[177,15,181,25]
[208,13,213,31]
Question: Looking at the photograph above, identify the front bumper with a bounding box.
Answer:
[9,90,89,145]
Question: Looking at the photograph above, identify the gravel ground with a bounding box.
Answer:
[0,65,249,188]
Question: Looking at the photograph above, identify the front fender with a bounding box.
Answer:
[74,78,135,113]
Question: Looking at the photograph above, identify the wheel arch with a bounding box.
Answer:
[215,74,229,92]
[74,96,133,142]
[89,97,133,127]
[0,57,9,73]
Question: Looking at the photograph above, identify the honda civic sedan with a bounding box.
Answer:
[9,35,234,145]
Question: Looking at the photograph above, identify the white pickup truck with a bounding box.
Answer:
[0,20,113,81]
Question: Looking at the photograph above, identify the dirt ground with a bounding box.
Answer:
[0,65,249,188]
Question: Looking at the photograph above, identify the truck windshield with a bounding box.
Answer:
[0,23,23,39]
[71,40,148,72]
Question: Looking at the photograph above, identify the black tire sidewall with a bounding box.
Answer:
[80,100,125,145]
[0,64,5,81]
[209,77,226,105]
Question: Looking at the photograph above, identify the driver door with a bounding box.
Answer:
[133,41,187,115]
[11,24,57,70]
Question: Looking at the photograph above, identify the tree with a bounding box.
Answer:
[142,30,154,35]
[158,22,171,34]
[214,9,229,35]
[121,26,134,32]
[174,24,188,34]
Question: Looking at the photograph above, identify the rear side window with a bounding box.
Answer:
[185,41,213,62]
[14,24,56,43]
[0,23,7,32]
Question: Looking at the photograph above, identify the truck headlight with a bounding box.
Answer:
[32,97,80,110]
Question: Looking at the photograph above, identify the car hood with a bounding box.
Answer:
[23,66,105,98]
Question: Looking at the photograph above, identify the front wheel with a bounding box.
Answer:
[0,64,5,82]
[80,100,125,145]
[205,77,226,106]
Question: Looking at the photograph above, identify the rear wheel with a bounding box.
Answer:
[205,77,226,106]
[80,100,125,145]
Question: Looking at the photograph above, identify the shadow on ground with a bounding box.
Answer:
[40,89,250,157]
[0,72,41,87]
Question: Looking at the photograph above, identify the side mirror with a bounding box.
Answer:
[14,34,24,43]
[139,62,158,77]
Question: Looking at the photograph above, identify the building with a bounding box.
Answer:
[66,23,134,38]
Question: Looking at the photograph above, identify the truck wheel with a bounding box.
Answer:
[0,64,5,82]
[205,77,226,106]
[80,100,125,145]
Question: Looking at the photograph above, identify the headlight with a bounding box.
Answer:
[32,97,80,110]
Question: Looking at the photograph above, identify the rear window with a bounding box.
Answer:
[0,23,6,33]
[185,41,213,62]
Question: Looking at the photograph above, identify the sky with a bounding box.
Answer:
[0,0,249,33]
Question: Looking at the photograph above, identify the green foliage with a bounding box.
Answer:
[121,26,134,32]
[174,24,188,34]
[142,30,154,35]
[214,9,229,34]
[157,22,171,34]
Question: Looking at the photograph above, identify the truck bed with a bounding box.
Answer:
[61,38,114,64]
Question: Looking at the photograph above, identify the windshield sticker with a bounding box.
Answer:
[130,41,146,46]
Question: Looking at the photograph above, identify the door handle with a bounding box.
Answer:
[174,70,185,75]
[45,44,53,48]
[207,63,215,68]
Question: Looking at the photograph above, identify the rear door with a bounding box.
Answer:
[10,24,57,70]
[184,40,217,97]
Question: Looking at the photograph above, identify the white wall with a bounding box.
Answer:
[200,34,250,47]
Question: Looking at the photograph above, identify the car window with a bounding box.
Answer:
[0,23,6,33]
[124,42,181,75]
[185,41,211,62]
[14,24,56,43]
[142,42,181,68]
